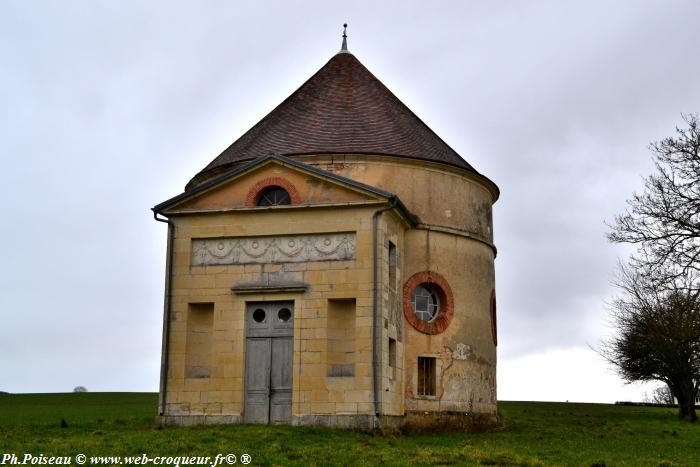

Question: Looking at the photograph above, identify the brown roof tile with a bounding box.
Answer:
[190,51,477,187]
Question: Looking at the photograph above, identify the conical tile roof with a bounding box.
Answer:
[190,51,477,187]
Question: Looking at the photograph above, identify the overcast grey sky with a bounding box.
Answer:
[2,1,699,402]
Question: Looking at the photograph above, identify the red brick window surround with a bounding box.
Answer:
[402,271,454,335]
[245,177,301,207]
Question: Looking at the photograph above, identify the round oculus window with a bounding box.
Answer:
[411,284,440,322]
[252,308,266,323]
[278,308,292,322]
[403,271,454,335]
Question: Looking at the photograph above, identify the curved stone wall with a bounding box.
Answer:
[298,154,497,246]
[299,154,498,415]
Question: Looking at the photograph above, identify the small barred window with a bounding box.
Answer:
[417,356,436,396]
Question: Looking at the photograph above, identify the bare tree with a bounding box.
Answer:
[608,114,700,287]
[650,384,675,405]
[601,266,700,421]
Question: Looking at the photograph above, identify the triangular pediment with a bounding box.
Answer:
[154,154,395,215]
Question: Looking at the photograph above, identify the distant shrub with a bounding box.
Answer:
[73,386,88,393]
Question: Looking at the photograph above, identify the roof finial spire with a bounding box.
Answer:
[340,23,348,52]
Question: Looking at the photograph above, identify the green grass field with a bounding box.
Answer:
[1,393,699,466]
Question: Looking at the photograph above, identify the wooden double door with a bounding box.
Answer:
[244,301,293,424]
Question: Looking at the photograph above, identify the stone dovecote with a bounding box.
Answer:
[153,39,499,429]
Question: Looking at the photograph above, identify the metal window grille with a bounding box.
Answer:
[412,285,439,322]
[417,356,436,396]
[257,187,291,206]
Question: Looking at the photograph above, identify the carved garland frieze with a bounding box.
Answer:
[192,233,356,266]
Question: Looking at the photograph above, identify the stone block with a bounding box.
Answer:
[184,379,209,392]
[335,402,358,414]
[309,390,329,402]
[300,352,321,364]
[356,402,374,414]
[344,390,371,403]
[301,339,326,352]
[299,377,324,391]
[300,363,325,377]
[307,402,335,414]
[179,391,200,403]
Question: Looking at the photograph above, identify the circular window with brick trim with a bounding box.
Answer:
[411,284,440,322]
[403,271,454,334]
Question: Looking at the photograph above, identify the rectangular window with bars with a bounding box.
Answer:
[417,356,436,396]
